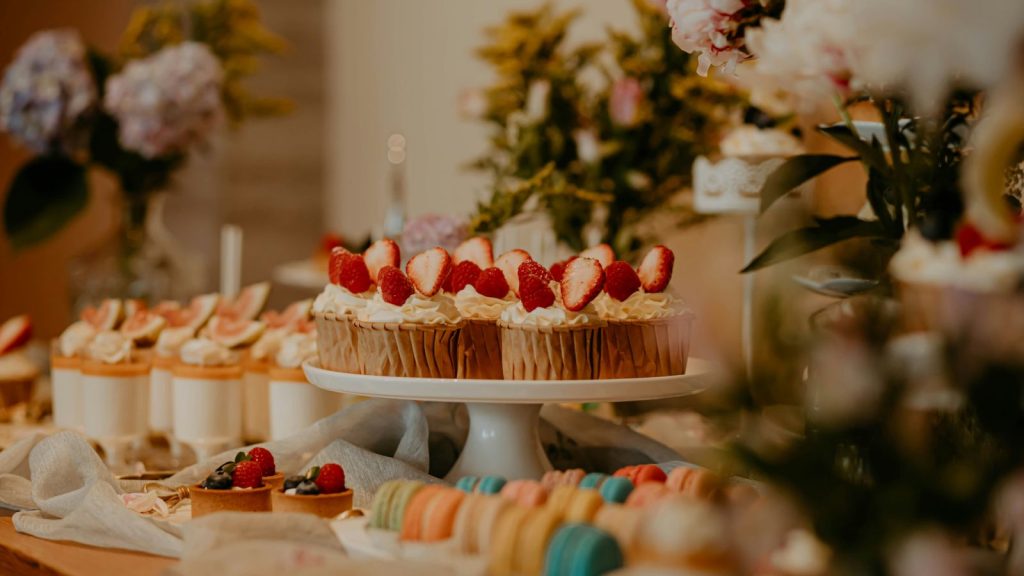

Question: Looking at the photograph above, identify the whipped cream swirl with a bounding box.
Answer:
[593,291,688,321]
[358,293,461,325]
[313,284,371,317]
[59,321,97,358]
[890,232,1024,293]
[155,326,195,358]
[499,302,596,327]
[87,331,133,364]
[180,338,237,367]
[454,285,513,321]
[276,332,317,368]
[250,328,288,361]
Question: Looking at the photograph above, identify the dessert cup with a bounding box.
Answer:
[267,365,341,440]
[354,320,462,378]
[190,484,272,518]
[50,346,83,431]
[81,360,150,469]
[314,312,360,373]
[498,321,603,380]
[149,355,175,437]
[599,313,695,379]
[271,488,353,518]
[456,319,503,380]
[172,363,243,462]
[241,353,271,442]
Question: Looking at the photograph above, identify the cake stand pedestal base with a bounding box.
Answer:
[444,403,548,481]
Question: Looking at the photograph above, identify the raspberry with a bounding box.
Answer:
[378,266,415,306]
[449,261,482,294]
[604,261,641,301]
[247,447,276,476]
[315,463,346,494]
[474,267,510,299]
[520,274,555,312]
[231,460,265,489]
[518,259,552,285]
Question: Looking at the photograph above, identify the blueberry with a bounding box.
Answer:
[295,480,320,495]
[202,471,233,490]
[283,475,305,491]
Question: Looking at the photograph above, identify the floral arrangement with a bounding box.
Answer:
[0,0,288,250]
[467,0,755,255]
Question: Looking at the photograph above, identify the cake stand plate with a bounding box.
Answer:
[304,359,715,481]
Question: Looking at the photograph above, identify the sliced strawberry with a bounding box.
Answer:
[449,260,482,294]
[454,237,494,269]
[328,246,350,286]
[549,257,576,282]
[364,239,401,284]
[518,259,553,286]
[0,315,32,354]
[406,247,453,297]
[378,266,415,306]
[474,267,510,298]
[560,257,605,311]
[956,222,1013,258]
[604,261,641,301]
[579,243,615,269]
[637,245,675,293]
[336,252,373,294]
[520,275,555,312]
[495,249,532,296]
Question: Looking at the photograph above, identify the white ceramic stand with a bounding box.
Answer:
[304,358,714,481]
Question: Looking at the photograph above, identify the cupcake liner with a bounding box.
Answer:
[354,320,462,378]
[315,312,361,373]
[457,319,503,380]
[498,321,603,380]
[599,314,694,379]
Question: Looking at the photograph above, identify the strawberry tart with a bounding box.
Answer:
[450,237,513,379]
[191,452,272,517]
[273,463,353,518]
[315,242,388,373]
[354,246,463,378]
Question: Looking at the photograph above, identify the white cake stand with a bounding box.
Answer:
[303,358,715,481]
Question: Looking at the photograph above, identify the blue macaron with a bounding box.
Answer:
[598,476,633,504]
[477,475,507,494]
[578,472,608,490]
[545,523,624,576]
[455,476,479,493]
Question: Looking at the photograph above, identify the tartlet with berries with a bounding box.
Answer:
[191,451,273,517]
[272,463,353,518]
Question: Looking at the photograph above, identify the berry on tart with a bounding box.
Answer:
[454,237,494,269]
[232,461,265,489]
[315,463,347,494]
[495,249,532,296]
[517,259,553,285]
[328,246,349,285]
[520,274,556,312]
[549,257,576,282]
[604,261,642,301]
[560,257,605,312]
[637,245,675,293]
[579,243,615,269]
[364,239,401,283]
[247,447,276,477]
[283,463,348,496]
[956,221,1013,258]
[474,267,510,299]
[332,251,373,294]
[406,247,453,297]
[202,451,268,490]
[378,266,415,306]
[449,261,483,294]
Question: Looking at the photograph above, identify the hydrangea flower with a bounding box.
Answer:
[402,214,468,255]
[104,42,224,158]
[666,0,751,76]
[0,29,96,153]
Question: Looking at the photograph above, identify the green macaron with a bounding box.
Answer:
[544,523,624,576]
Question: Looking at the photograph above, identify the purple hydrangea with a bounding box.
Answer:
[0,29,97,153]
[402,214,468,255]
[104,42,224,158]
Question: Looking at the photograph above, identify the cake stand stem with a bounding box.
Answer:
[444,403,550,482]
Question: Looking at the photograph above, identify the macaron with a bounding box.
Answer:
[388,480,426,531]
[455,475,507,495]
[593,504,643,555]
[519,509,564,575]
[421,487,466,542]
[614,464,667,485]
[399,485,446,541]
[453,494,512,555]
[597,477,634,505]
[369,480,405,529]
[500,479,548,507]
[578,473,608,491]
[490,506,531,576]
[544,523,624,576]
[665,466,720,500]
[541,468,586,491]
[625,482,673,508]
[564,489,604,523]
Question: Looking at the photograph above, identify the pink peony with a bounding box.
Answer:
[666,0,752,76]
[609,77,643,128]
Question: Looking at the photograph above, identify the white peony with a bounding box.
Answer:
[104,42,224,158]
[666,0,750,76]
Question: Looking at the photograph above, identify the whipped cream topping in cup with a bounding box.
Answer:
[593,291,688,321]
[313,284,372,317]
[357,292,461,325]
[720,126,804,158]
[499,302,596,327]
[180,338,237,367]
[59,321,97,358]
[87,331,133,364]
[250,327,288,361]
[155,326,195,358]
[454,285,513,321]
[890,232,1024,293]
[275,332,318,368]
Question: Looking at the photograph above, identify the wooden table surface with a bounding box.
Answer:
[0,512,175,576]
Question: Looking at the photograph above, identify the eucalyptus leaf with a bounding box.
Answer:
[819,125,891,176]
[3,156,88,250]
[741,217,888,273]
[760,154,857,214]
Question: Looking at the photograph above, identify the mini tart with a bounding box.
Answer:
[354,320,462,379]
[263,473,285,490]
[600,312,695,379]
[456,318,503,380]
[190,483,272,518]
[314,311,360,373]
[172,363,243,380]
[80,359,150,377]
[497,321,603,380]
[271,488,353,518]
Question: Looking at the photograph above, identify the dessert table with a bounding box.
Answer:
[0,511,173,576]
